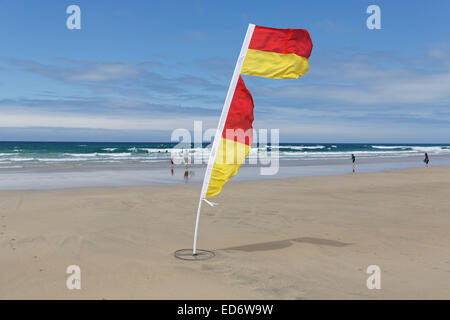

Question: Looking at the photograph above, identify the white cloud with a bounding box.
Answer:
[64,63,139,82]
[0,111,218,131]
[254,58,450,106]
[9,59,148,83]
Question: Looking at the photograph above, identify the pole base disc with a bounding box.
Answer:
[174,249,215,261]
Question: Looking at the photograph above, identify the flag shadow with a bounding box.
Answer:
[222,237,352,252]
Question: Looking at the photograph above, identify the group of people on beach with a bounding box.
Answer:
[350,152,430,173]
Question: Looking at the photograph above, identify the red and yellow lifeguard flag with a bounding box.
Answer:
[206,76,254,198]
[242,26,312,79]
[204,25,312,199]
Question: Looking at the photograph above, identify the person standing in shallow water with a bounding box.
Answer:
[183,150,190,169]
[424,153,430,168]
[351,153,356,172]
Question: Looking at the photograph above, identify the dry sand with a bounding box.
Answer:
[1,166,449,299]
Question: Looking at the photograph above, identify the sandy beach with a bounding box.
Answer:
[1,165,449,299]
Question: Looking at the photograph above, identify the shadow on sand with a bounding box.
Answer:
[222,237,352,252]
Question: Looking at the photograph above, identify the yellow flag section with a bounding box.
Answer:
[241,26,313,79]
[205,76,254,198]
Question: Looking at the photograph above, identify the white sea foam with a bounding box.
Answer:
[292,145,325,150]
[64,152,132,157]
[38,158,90,162]
[271,145,325,150]
[371,145,450,153]
[410,146,449,153]
[65,153,98,157]
[9,158,34,161]
[97,153,132,157]
[371,146,409,149]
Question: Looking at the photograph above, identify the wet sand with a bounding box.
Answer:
[1,154,450,190]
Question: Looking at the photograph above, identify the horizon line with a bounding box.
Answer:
[0,141,449,145]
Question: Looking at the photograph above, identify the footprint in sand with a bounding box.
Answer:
[10,238,16,250]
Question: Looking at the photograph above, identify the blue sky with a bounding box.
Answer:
[0,0,449,142]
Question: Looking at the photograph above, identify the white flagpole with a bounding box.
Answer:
[192,24,255,255]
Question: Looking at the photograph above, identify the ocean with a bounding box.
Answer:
[0,141,449,169]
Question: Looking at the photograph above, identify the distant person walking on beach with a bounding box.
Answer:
[351,153,356,172]
[183,150,190,169]
[424,153,429,168]
[170,157,174,176]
